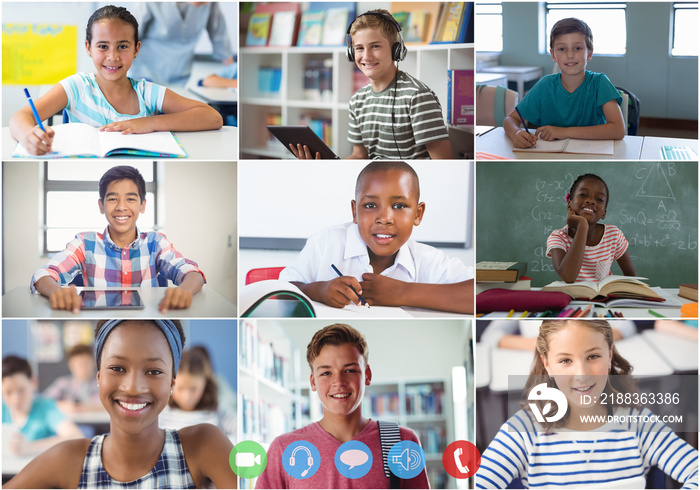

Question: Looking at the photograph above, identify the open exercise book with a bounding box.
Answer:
[240,279,412,318]
[513,138,614,155]
[13,123,187,158]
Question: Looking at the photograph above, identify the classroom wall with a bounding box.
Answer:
[499,2,698,121]
[164,162,237,303]
[1,161,237,303]
[239,160,473,246]
[188,319,238,391]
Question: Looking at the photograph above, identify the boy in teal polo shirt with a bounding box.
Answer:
[504,17,625,148]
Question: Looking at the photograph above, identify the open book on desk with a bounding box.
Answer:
[240,280,413,318]
[540,275,672,306]
[13,123,187,158]
[513,138,614,155]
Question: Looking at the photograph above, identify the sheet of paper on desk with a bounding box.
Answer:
[513,138,614,155]
[311,301,413,318]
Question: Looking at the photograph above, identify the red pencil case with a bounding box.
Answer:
[476,289,571,313]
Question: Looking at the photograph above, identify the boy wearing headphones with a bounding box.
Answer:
[292,9,453,160]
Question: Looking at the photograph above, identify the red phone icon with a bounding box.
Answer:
[442,441,480,479]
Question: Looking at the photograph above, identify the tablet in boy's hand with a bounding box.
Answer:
[80,289,144,310]
[267,125,340,159]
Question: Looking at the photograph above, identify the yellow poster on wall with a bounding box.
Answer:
[2,24,77,85]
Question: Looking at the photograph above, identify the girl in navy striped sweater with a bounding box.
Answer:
[476,320,698,489]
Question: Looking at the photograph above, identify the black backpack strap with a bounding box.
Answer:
[377,420,402,489]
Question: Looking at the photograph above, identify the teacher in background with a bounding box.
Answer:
[129,2,234,86]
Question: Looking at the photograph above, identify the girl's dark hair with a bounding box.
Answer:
[567,173,609,209]
[168,348,219,411]
[94,320,185,372]
[86,5,139,45]
[523,320,638,432]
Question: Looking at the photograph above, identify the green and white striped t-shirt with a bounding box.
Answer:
[348,71,449,159]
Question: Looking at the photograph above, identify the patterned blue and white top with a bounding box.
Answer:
[59,73,166,127]
[78,429,195,489]
[476,407,698,489]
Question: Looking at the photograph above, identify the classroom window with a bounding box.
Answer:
[43,162,159,255]
[545,2,627,55]
[672,2,698,57]
[476,1,503,52]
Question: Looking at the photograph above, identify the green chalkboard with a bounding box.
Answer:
[476,161,698,288]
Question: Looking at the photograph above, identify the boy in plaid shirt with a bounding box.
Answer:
[31,165,205,313]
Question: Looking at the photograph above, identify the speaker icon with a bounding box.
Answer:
[391,447,423,471]
[387,441,426,479]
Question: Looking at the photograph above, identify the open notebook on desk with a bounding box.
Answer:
[513,138,614,155]
[13,123,187,158]
[240,279,413,318]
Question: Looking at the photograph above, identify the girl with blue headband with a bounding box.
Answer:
[4,320,237,489]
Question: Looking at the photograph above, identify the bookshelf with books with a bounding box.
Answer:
[238,319,300,445]
[240,42,473,158]
[361,378,452,489]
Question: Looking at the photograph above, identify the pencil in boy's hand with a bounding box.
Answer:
[330,264,369,307]
[515,106,536,148]
[23,88,46,133]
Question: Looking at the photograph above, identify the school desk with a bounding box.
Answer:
[242,298,471,319]
[2,126,238,161]
[476,126,644,160]
[639,136,699,160]
[641,329,698,372]
[1,286,236,318]
[478,66,543,100]
[2,426,35,480]
[475,72,508,88]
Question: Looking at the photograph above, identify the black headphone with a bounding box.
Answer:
[346,11,407,63]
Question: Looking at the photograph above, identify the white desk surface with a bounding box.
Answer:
[615,334,674,376]
[480,66,544,76]
[641,329,698,372]
[242,297,471,319]
[2,427,35,477]
[488,347,534,392]
[476,127,644,160]
[188,86,238,104]
[478,289,691,319]
[475,73,508,86]
[2,126,238,161]
[2,286,236,318]
[639,136,699,160]
[484,333,674,393]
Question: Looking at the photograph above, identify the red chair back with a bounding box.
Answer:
[245,267,285,285]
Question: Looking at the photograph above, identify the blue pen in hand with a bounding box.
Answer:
[24,88,46,132]
[24,88,54,154]
[515,106,536,148]
[330,264,369,307]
